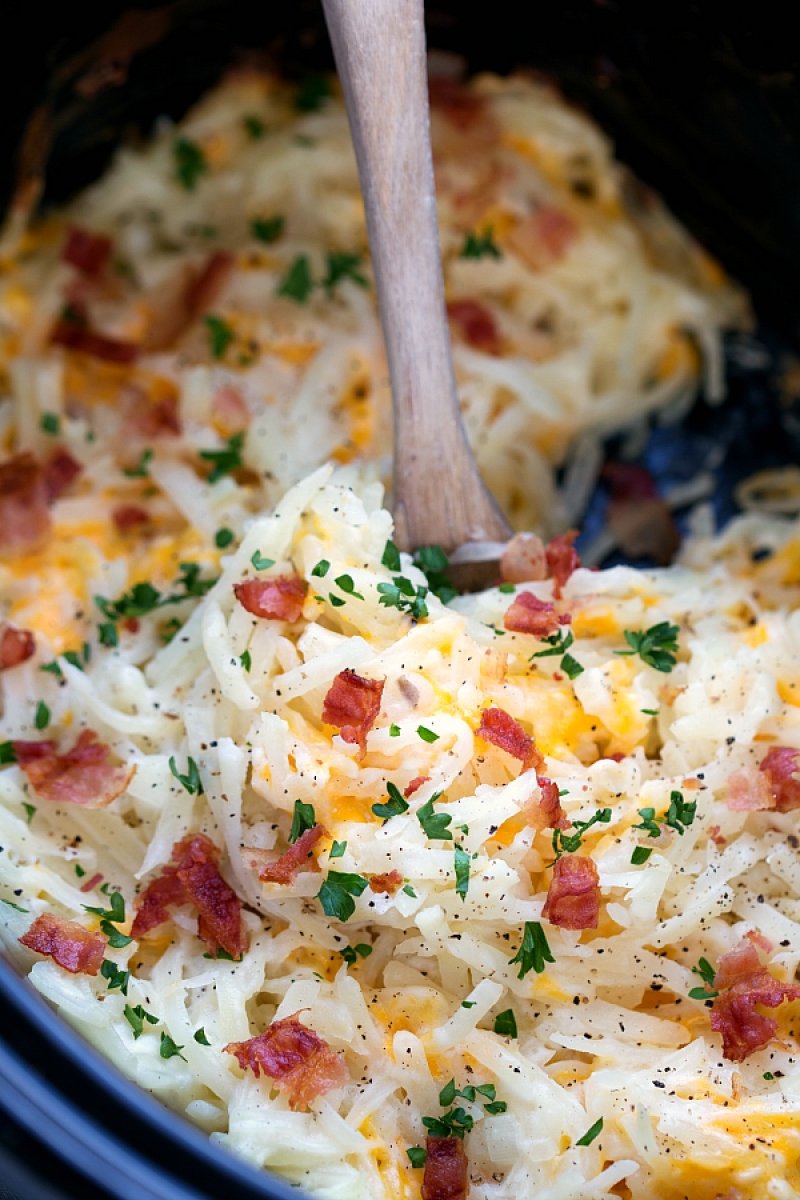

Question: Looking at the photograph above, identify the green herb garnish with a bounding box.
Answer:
[616,621,680,672]
[251,216,285,244]
[576,1117,604,1146]
[454,846,470,900]
[277,255,314,303]
[493,1008,517,1037]
[460,227,502,259]
[174,138,207,190]
[509,921,554,979]
[168,755,204,796]
[317,871,369,921]
[288,799,316,844]
[417,793,452,841]
[199,432,245,482]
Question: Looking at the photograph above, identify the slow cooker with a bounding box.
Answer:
[1,2,798,1196]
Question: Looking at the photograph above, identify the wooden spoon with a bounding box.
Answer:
[321,0,512,579]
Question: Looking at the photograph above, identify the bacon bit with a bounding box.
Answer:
[119,380,181,439]
[506,206,578,271]
[61,226,113,276]
[42,446,82,502]
[132,833,244,959]
[603,462,679,566]
[225,1013,347,1109]
[726,765,774,812]
[404,775,429,799]
[499,532,547,583]
[759,746,800,812]
[12,730,134,808]
[79,872,105,894]
[542,854,600,930]
[322,669,385,752]
[421,1136,468,1200]
[708,824,727,847]
[185,251,234,319]
[211,384,249,435]
[19,912,105,975]
[50,307,139,364]
[475,706,542,773]
[545,530,580,597]
[446,299,501,355]
[504,590,568,637]
[0,451,51,557]
[234,576,308,622]
[112,504,151,532]
[257,825,325,884]
[711,937,800,1062]
[0,622,35,670]
[369,870,403,895]
[531,775,569,830]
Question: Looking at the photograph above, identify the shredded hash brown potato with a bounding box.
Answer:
[3,69,799,1200]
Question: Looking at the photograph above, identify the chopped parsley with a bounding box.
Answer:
[174,137,207,190]
[322,251,368,296]
[41,644,90,677]
[372,782,409,821]
[84,889,132,947]
[159,1032,187,1061]
[1,898,28,913]
[417,725,439,743]
[509,921,554,979]
[239,649,252,672]
[250,550,275,571]
[74,864,86,878]
[288,799,316,843]
[202,947,242,962]
[381,539,402,571]
[98,621,119,648]
[311,559,330,578]
[193,1027,211,1045]
[560,653,584,679]
[413,544,458,605]
[460,226,502,259]
[124,1003,158,1039]
[634,790,696,838]
[199,431,245,482]
[34,701,50,730]
[407,1146,427,1168]
[389,723,401,737]
[630,845,653,865]
[21,802,35,825]
[454,846,470,899]
[294,74,331,112]
[531,628,575,658]
[377,576,429,621]
[576,1117,604,1147]
[100,959,130,996]
[422,1109,473,1139]
[0,741,17,765]
[277,254,314,303]
[417,793,452,841]
[168,755,204,796]
[40,412,60,435]
[215,527,235,549]
[493,1008,518,1037]
[688,957,718,1001]
[334,573,364,600]
[205,315,235,360]
[551,808,612,859]
[317,871,369,921]
[402,883,417,898]
[243,114,266,139]
[329,594,346,608]
[633,807,661,838]
[122,448,153,478]
[330,840,347,859]
[339,942,372,965]
[251,215,285,244]
[616,621,680,672]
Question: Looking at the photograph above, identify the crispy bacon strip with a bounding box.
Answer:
[475,706,542,773]
[0,622,35,670]
[446,299,501,355]
[19,912,105,975]
[225,1013,347,1109]
[542,854,600,930]
[710,937,800,1062]
[726,765,774,812]
[504,590,568,637]
[499,532,547,584]
[0,452,51,558]
[12,730,134,808]
[132,833,244,959]
[42,447,83,502]
[185,250,234,319]
[61,226,113,276]
[322,669,385,752]
[531,774,569,831]
[404,775,429,799]
[545,530,580,596]
[257,825,325,884]
[369,869,403,895]
[421,1136,468,1200]
[234,576,307,622]
[50,308,139,364]
[112,504,151,532]
[759,747,800,812]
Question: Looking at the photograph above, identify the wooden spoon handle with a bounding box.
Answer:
[321,0,511,553]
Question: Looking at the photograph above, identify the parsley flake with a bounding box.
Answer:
[509,921,554,978]
[493,1008,518,1037]
[616,621,680,672]
[560,653,584,679]
[239,649,252,672]
[251,550,275,571]
[205,314,235,360]
[21,802,35,825]
[169,755,204,796]
[311,559,330,578]
[413,545,458,605]
[317,871,369,921]
[174,138,207,190]
[100,959,130,995]
[372,782,409,821]
[689,956,719,1000]
[194,1027,211,1045]
[124,1003,158,1039]
[460,226,502,259]
[630,846,653,865]
[288,799,316,844]
[339,942,372,965]
[576,1117,604,1147]
[122,448,153,478]
[243,114,265,139]
[160,1032,187,1061]
[251,215,285,244]
[377,576,429,620]
[40,412,60,435]
[381,539,402,571]
[215,527,235,549]
[1,898,27,913]
[454,845,470,899]
[402,883,417,898]
[417,725,439,743]
[0,741,17,765]
[294,74,331,112]
[199,432,244,482]
[551,808,612,858]
[330,840,347,859]
[322,251,368,296]
[389,723,401,737]
[34,701,50,730]
[277,255,314,303]
[334,574,364,600]
[417,793,452,841]
[407,1146,426,1168]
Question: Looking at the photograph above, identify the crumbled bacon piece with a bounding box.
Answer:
[404,775,429,798]
[42,446,82,502]
[369,870,403,895]
[19,912,105,975]
[545,530,580,596]
[710,937,800,1062]
[726,765,774,812]
[504,590,568,637]
[542,854,600,930]
[234,576,308,622]
[499,532,547,584]
[185,251,234,319]
[112,504,151,532]
[50,306,139,364]
[0,622,35,670]
[211,384,249,435]
[79,872,105,894]
[119,381,181,439]
[61,226,113,276]
[225,1013,347,1109]
[12,730,134,808]
[421,1136,468,1200]
[446,299,501,355]
[131,833,244,959]
[322,669,385,752]
[759,746,800,812]
[475,706,542,773]
[256,825,325,884]
[506,206,578,270]
[532,774,569,830]
[0,452,51,557]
